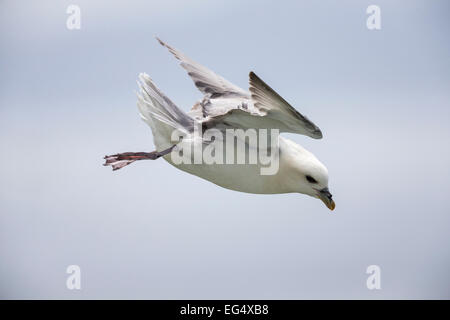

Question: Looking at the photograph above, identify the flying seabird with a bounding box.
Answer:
[104,38,335,210]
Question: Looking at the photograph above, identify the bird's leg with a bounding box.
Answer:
[103,145,175,171]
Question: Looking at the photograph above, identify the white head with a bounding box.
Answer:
[281,139,335,210]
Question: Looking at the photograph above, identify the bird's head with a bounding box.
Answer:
[282,139,335,211]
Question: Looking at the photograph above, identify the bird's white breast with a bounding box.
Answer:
[162,136,293,194]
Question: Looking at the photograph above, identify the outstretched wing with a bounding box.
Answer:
[156,38,323,139]
[247,72,322,138]
[156,37,248,98]
[201,72,323,139]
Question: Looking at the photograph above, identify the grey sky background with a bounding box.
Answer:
[0,0,449,299]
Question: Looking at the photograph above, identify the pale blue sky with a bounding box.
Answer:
[0,0,449,299]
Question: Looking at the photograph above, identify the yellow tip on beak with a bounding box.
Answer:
[317,188,335,211]
[328,200,336,211]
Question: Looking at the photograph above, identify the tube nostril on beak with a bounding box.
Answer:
[317,188,335,211]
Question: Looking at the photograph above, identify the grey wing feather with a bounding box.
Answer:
[156,37,248,98]
[248,72,322,139]
[155,38,322,139]
[201,72,323,139]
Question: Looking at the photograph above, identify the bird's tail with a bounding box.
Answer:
[137,73,194,150]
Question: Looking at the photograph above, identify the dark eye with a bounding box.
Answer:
[306,175,317,183]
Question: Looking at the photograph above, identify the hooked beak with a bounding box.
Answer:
[317,188,335,211]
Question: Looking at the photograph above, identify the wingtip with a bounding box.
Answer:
[155,36,164,46]
[249,71,259,85]
[249,71,264,85]
[313,129,323,139]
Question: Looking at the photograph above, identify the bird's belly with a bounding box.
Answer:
[160,132,289,194]
[164,158,286,194]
